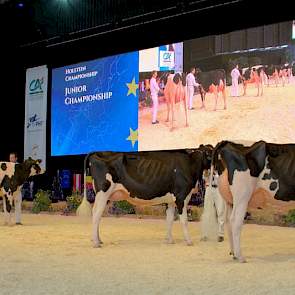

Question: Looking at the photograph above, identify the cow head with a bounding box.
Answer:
[23,157,43,177]
[198,144,214,170]
[186,144,213,174]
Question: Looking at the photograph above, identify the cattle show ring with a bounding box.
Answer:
[2,13,295,295]
[2,140,295,294]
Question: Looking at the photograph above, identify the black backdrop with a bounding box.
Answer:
[1,0,294,179]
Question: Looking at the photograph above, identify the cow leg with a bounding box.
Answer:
[182,96,188,127]
[231,199,249,262]
[177,194,193,246]
[92,190,110,248]
[3,195,12,226]
[170,98,175,132]
[226,204,234,255]
[203,91,207,110]
[242,82,246,96]
[214,92,218,111]
[230,170,256,262]
[222,89,227,110]
[166,101,170,122]
[2,195,8,225]
[256,82,260,97]
[200,86,205,109]
[14,190,22,225]
[165,203,175,244]
[215,190,226,242]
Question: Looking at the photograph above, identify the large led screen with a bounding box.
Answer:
[51,43,183,156]
[52,21,295,156]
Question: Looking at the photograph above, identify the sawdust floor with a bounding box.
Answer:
[1,213,295,295]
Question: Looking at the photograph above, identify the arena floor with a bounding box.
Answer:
[1,213,295,295]
[138,82,295,150]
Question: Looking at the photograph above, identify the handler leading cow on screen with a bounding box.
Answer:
[77,145,213,248]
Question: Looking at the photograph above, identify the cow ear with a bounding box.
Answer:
[1,163,7,171]
[28,157,32,160]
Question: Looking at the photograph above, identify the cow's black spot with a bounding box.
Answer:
[266,162,271,169]
[262,173,271,180]
[102,180,111,192]
[1,163,7,171]
[5,196,11,213]
[270,181,278,191]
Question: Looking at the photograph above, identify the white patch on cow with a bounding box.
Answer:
[229,169,257,201]
[14,188,22,224]
[0,162,16,180]
[256,157,279,197]
[109,179,176,207]
[179,192,194,246]
[165,204,175,244]
[229,169,257,262]
[92,179,96,194]
[92,174,116,247]
[30,166,38,177]
[106,173,112,182]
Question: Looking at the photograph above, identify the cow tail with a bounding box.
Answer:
[200,186,218,241]
[76,153,93,217]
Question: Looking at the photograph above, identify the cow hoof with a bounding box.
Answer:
[16,222,23,225]
[93,243,102,248]
[165,238,175,244]
[99,240,104,244]
[218,236,224,242]
[238,257,247,263]
[186,241,193,246]
[229,251,234,256]
[233,256,247,263]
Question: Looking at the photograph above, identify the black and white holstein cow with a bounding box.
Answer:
[77,146,213,248]
[205,140,295,262]
[195,69,227,111]
[0,158,42,225]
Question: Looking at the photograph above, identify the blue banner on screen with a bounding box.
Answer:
[51,51,139,156]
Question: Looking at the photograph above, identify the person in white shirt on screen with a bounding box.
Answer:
[150,70,160,124]
[186,67,200,110]
[231,64,241,97]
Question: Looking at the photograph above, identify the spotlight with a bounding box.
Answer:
[17,2,24,8]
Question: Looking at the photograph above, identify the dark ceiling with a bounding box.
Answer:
[1,0,293,54]
[0,0,294,162]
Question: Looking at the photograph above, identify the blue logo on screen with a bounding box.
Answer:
[163,52,172,61]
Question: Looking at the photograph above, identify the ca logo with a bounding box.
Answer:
[29,78,44,94]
